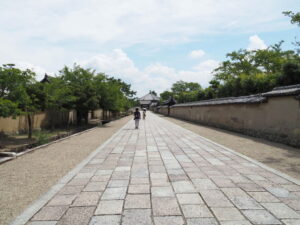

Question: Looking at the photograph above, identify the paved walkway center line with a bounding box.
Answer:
[11,112,300,225]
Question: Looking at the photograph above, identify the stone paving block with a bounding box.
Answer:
[149,166,166,173]
[83,181,107,192]
[101,187,127,200]
[237,183,265,192]
[188,173,208,179]
[222,188,248,197]
[124,194,151,209]
[151,186,174,197]
[128,184,150,193]
[154,216,184,225]
[72,192,101,206]
[32,206,68,221]
[176,193,204,205]
[95,200,123,215]
[172,181,196,193]
[167,169,185,175]
[211,178,236,188]
[219,221,252,225]
[152,197,181,216]
[242,209,281,224]
[281,184,300,192]
[246,174,266,181]
[108,179,129,187]
[186,218,219,225]
[130,178,149,184]
[229,176,251,183]
[169,174,189,181]
[68,178,90,186]
[262,203,300,219]
[182,205,213,218]
[150,173,168,180]
[89,215,121,225]
[131,169,149,178]
[151,179,171,186]
[230,196,263,209]
[269,175,290,184]
[266,187,293,198]
[247,191,280,203]
[115,166,131,171]
[211,207,244,221]
[192,179,218,190]
[56,207,95,225]
[91,175,110,182]
[59,185,84,195]
[47,194,77,206]
[282,199,300,211]
[74,172,94,179]
[199,190,233,207]
[282,219,300,225]
[122,209,153,225]
[111,171,130,179]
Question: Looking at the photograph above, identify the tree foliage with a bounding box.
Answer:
[283,11,300,26]
[0,63,136,136]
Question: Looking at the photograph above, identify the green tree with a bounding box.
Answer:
[160,90,173,102]
[0,64,41,138]
[278,62,300,85]
[283,11,300,52]
[171,81,202,103]
[60,64,99,125]
[94,73,136,116]
[212,42,299,98]
[283,11,300,26]
[43,77,75,129]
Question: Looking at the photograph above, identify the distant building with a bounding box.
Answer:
[139,93,160,109]
[40,74,52,83]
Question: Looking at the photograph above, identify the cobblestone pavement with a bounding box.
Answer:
[12,112,300,225]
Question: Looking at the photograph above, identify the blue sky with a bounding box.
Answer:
[0,0,299,96]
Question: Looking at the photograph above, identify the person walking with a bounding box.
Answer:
[133,108,141,129]
[142,108,146,120]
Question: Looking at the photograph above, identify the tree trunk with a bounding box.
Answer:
[50,110,55,131]
[77,112,82,126]
[27,114,32,139]
[84,112,88,125]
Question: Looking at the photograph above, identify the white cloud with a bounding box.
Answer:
[247,35,268,50]
[79,49,219,96]
[189,49,205,58]
[0,0,296,97]
[0,0,294,50]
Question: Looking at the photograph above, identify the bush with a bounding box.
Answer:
[34,131,50,145]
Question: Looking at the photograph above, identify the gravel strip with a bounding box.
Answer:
[0,116,131,225]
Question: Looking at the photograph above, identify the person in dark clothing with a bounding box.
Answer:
[133,108,141,129]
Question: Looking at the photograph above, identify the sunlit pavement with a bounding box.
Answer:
[12,112,300,225]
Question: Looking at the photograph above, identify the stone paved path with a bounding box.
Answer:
[12,112,300,225]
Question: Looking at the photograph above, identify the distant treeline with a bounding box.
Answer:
[0,64,137,138]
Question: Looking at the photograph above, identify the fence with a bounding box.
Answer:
[0,108,123,135]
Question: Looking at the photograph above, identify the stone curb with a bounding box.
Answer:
[9,120,130,225]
